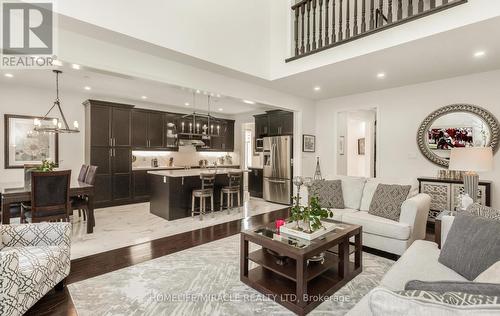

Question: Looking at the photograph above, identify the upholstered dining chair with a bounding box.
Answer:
[21,170,72,223]
[72,165,98,225]
[77,164,89,182]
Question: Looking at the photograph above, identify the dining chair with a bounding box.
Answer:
[77,164,89,182]
[72,165,98,224]
[21,170,72,223]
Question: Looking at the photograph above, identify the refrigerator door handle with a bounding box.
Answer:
[265,179,287,184]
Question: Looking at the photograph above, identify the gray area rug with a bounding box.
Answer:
[69,235,393,315]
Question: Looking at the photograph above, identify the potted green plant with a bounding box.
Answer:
[289,195,333,234]
[34,160,57,172]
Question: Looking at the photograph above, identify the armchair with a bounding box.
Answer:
[0,222,71,316]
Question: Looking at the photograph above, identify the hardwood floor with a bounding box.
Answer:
[27,209,438,315]
[26,207,291,315]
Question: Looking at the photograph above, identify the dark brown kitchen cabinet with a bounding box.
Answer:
[248,167,263,198]
[224,120,235,151]
[133,170,151,201]
[84,100,133,207]
[255,114,269,138]
[112,107,131,146]
[148,112,164,147]
[131,110,164,148]
[254,111,293,137]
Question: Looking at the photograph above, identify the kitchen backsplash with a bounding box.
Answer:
[132,146,240,168]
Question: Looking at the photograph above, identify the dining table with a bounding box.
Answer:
[0,179,95,233]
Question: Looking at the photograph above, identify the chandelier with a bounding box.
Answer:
[33,70,79,133]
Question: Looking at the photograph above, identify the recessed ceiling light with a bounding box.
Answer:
[243,99,256,105]
[184,102,190,106]
[84,86,91,91]
[4,73,14,78]
[474,51,486,58]
[313,86,321,91]
[72,64,81,70]
[196,89,201,94]
[141,96,147,100]
[377,72,386,79]
[216,94,221,98]
[52,60,63,66]
[218,108,223,111]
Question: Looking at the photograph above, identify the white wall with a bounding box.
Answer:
[0,82,240,182]
[316,69,500,208]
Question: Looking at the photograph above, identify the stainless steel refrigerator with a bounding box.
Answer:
[263,136,292,205]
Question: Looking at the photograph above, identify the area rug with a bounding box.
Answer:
[71,198,284,259]
[69,235,394,316]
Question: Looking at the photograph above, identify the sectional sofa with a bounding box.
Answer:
[307,176,431,256]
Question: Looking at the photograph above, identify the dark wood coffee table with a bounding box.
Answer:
[240,220,362,316]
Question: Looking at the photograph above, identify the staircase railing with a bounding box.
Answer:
[288,0,467,62]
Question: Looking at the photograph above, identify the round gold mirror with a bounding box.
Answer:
[417,104,500,167]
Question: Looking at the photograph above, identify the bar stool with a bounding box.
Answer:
[220,171,242,214]
[191,173,215,220]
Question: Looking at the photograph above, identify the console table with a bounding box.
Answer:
[240,221,362,316]
[418,177,491,222]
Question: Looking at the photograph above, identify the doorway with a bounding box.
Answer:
[337,109,377,178]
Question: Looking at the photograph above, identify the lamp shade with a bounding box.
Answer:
[448,147,494,172]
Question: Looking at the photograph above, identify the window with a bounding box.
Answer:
[245,129,253,169]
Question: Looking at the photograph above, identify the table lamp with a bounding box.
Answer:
[449,147,493,203]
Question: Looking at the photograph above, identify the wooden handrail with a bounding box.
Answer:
[288,0,468,62]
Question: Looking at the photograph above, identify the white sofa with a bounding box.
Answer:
[347,215,500,315]
[309,176,431,256]
[0,222,71,316]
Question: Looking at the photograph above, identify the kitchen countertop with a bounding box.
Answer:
[133,165,240,171]
[148,168,248,178]
[248,166,263,169]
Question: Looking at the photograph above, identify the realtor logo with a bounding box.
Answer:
[1,1,55,68]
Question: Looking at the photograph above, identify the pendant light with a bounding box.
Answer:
[33,70,79,133]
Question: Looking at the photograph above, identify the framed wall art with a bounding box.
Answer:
[302,134,316,152]
[4,114,59,169]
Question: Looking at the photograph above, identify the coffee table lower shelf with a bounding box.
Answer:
[240,223,363,316]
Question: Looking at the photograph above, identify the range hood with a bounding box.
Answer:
[178,139,205,147]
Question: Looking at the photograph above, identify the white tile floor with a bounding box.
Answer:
[70,197,285,259]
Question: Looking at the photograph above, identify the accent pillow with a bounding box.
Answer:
[465,203,500,221]
[369,287,500,316]
[368,184,411,221]
[475,261,500,284]
[309,180,344,209]
[439,213,500,280]
[405,280,500,297]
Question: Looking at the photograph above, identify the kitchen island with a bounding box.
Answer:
[148,168,246,220]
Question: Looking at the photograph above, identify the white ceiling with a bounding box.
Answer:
[270,16,500,100]
[0,65,274,116]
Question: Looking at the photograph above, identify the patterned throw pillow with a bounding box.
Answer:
[309,180,344,209]
[368,184,411,221]
[395,290,500,306]
[465,203,500,221]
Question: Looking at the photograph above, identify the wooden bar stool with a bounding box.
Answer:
[220,171,242,214]
[191,173,215,220]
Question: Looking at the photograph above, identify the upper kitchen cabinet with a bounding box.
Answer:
[255,114,269,138]
[164,113,180,150]
[85,100,132,148]
[131,110,164,148]
[254,110,294,137]
[268,110,294,136]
